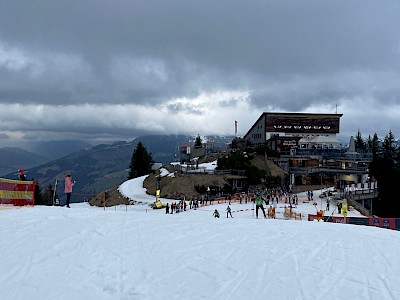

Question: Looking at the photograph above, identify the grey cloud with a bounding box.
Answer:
[166,103,205,115]
[219,99,239,108]
[1,1,398,105]
[21,129,144,142]
[0,0,400,141]
[0,133,10,139]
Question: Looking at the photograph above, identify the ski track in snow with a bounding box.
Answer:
[1,186,400,299]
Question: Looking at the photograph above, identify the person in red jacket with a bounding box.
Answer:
[18,169,27,181]
[64,174,76,208]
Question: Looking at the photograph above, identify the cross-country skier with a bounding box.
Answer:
[226,205,233,218]
[256,195,267,218]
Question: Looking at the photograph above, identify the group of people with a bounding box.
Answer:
[165,200,187,214]
[212,195,277,219]
[209,187,300,219]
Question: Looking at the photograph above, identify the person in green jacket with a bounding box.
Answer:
[226,205,233,218]
[213,209,220,218]
[256,195,267,218]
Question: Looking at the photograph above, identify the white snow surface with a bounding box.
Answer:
[170,160,218,173]
[1,178,400,300]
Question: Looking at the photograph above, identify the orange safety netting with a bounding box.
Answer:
[0,178,35,206]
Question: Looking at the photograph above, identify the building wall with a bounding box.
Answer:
[265,112,341,135]
[244,112,342,145]
[243,114,266,144]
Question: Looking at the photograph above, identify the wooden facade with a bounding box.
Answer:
[244,112,342,145]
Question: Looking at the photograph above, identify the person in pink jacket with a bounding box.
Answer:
[64,174,76,208]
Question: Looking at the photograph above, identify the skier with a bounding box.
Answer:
[64,174,76,208]
[226,205,233,218]
[255,195,267,218]
[213,209,220,218]
[326,198,330,211]
[166,203,170,214]
[337,202,342,214]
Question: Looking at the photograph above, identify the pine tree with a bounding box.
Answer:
[41,184,55,206]
[371,133,380,159]
[382,130,396,159]
[366,135,372,151]
[370,130,399,217]
[355,129,366,151]
[194,134,202,148]
[128,142,154,179]
[33,179,43,205]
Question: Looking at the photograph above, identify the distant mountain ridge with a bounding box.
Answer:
[3,135,233,203]
[29,140,93,160]
[0,147,47,176]
[0,140,94,177]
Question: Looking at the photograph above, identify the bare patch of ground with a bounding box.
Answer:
[143,172,232,199]
[89,186,129,207]
[265,159,288,178]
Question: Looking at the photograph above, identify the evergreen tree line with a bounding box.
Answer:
[355,129,400,217]
[34,181,58,206]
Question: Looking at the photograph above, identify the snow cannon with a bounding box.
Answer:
[152,200,163,209]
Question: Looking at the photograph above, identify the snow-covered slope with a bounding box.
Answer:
[1,177,399,300]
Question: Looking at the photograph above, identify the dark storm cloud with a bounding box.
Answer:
[1,0,398,106]
[0,0,399,140]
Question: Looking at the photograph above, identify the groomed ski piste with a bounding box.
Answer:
[1,164,400,299]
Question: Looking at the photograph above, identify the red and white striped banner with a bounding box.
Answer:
[0,178,35,206]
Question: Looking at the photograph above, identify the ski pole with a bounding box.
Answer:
[52,179,58,206]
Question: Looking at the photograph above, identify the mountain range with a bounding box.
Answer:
[2,135,233,202]
[0,140,94,176]
[0,147,47,176]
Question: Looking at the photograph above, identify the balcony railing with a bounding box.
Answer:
[289,165,369,174]
[280,149,373,161]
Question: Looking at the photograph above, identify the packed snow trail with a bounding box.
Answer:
[1,205,400,300]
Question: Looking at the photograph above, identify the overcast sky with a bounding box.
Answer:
[0,0,400,146]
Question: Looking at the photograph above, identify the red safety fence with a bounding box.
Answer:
[308,214,400,231]
[0,178,35,206]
